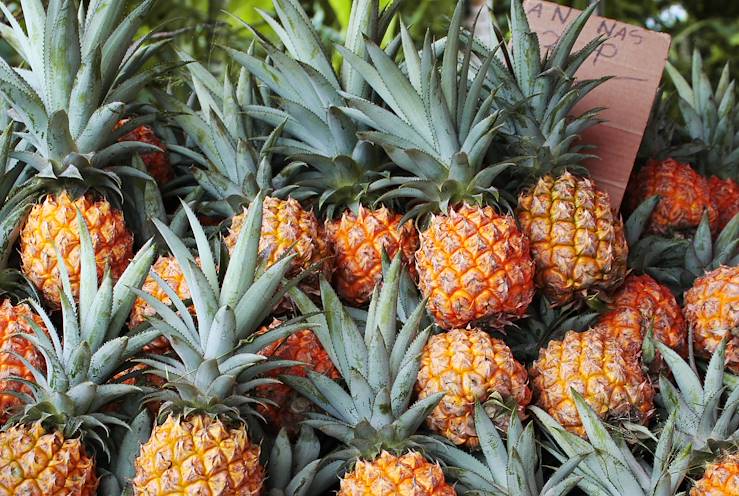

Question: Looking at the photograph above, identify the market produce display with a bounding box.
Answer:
[0,0,736,495]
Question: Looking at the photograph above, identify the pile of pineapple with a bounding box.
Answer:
[0,0,736,495]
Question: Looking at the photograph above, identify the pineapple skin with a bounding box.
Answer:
[225,196,332,279]
[517,172,628,305]
[256,321,340,434]
[416,328,531,448]
[338,451,456,496]
[116,120,173,185]
[691,453,739,496]
[530,328,655,438]
[327,207,419,306]
[708,176,739,230]
[415,204,535,330]
[0,422,97,495]
[19,191,134,308]
[626,159,719,234]
[595,274,687,368]
[0,301,46,423]
[684,265,739,373]
[132,415,264,496]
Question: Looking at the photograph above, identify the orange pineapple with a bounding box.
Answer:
[684,265,739,373]
[691,453,739,496]
[517,172,629,305]
[255,320,340,433]
[115,119,173,185]
[327,207,419,306]
[339,451,455,496]
[530,328,655,437]
[416,328,531,448]
[225,196,332,281]
[19,192,133,308]
[626,159,718,235]
[0,300,46,422]
[708,176,739,230]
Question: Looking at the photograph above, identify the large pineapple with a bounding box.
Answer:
[484,1,628,305]
[416,328,531,448]
[336,2,534,329]
[0,0,167,306]
[132,198,305,495]
[692,453,739,496]
[230,0,419,306]
[0,217,156,495]
[285,256,456,495]
[684,265,739,373]
[530,328,655,437]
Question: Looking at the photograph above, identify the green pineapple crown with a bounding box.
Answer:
[283,255,443,463]
[533,392,691,496]
[225,0,398,218]
[666,50,739,180]
[0,0,171,202]
[134,195,307,423]
[4,214,157,457]
[425,404,582,496]
[338,0,510,223]
[481,0,608,182]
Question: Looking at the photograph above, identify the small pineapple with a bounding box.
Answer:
[337,2,535,329]
[132,198,303,495]
[691,453,739,496]
[115,119,173,185]
[530,328,654,437]
[489,1,628,305]
[416,328,531,448]
[709,176,739,231]
[0,215,156,495]
[230,0,417,307]
[285,256,457,495]
[256,319,340,434]
[684,265,739,373]
[0,0,167,307]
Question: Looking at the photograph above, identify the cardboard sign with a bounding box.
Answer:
[521,0,671,208]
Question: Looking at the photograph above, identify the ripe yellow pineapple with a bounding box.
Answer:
[19,192,133,307]
[691,453,739,496]
[530,328,655,437]
[339,451,455,496]
[0,300,46,422]
[327,207,419,306]
[0,423,97,495]
[225,196,332,280]
[256,320,340,433]
[416,204,535,330]
[517,172,628,305]
[684,265,739,373]
[133,415,264,495]
[416,328,531,448]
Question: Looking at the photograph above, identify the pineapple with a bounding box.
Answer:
[625,158,718,235]
[335,2,535,329]
[132,198,305,495]
[483,1,628,305]
[425,404,581,495]
[594,274,687,369]
[684,265,739,373]
[416,328,531,448]
[530,327,655,437]
[284,256,456,495]
[533,391,691,496]
[255,319,340,434]
[709,175,739,231]
[691,453,739,496]
[0,215,156,495]
[115,118,173,185]
[230,0,418,307]
[0,0,168,307]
